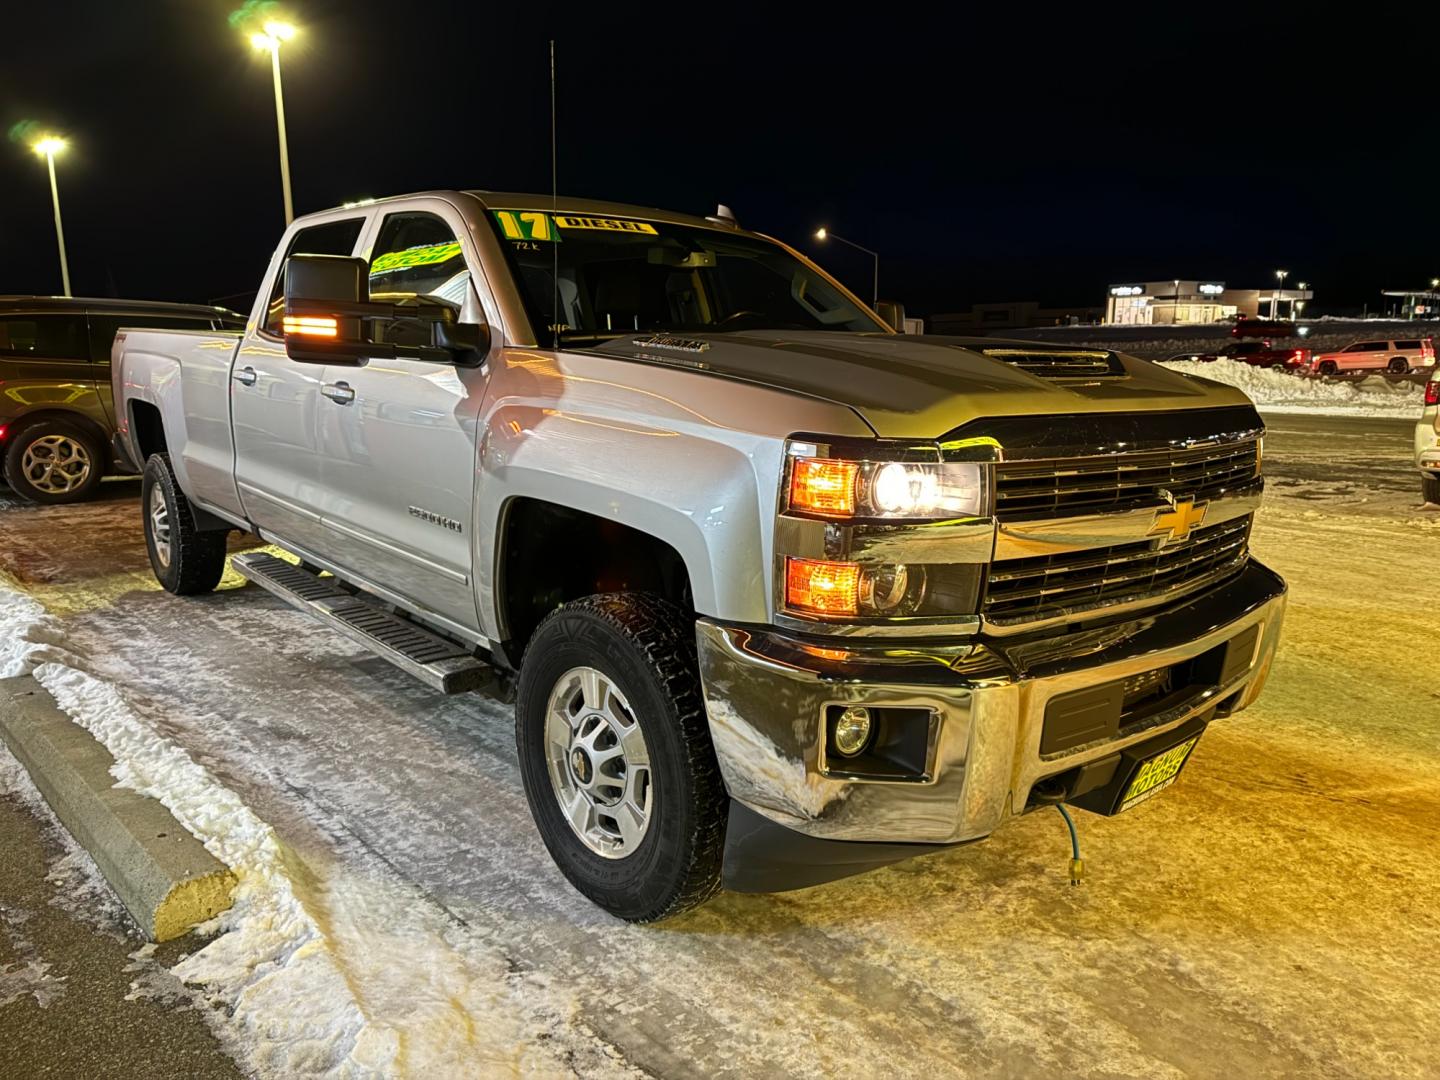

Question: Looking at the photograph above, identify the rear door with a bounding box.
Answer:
[312,204,491,633]
[232,216,366,553]
[0,310,105,433]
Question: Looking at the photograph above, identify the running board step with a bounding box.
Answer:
[231,552,492,695]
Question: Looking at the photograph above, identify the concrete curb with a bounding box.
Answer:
[0,676,235,942]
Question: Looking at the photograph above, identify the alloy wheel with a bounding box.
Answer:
[21,435,91,495]
[544,666,653,858]
[149,482,172,568]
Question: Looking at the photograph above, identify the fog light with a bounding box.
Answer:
[833,706,873,757]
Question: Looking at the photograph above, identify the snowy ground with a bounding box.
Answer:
[1,416,1438,1079]
[1165,359,1426,419]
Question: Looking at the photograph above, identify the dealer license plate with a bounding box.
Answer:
[1119,736,1199,812]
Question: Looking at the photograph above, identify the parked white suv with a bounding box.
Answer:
[1416,373,1440,504]
[1307,336,1435,377]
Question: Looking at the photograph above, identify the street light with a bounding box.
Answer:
[31,136,71,297]
[249,20,298,225]
[1274,269,1288,320]
[815,228,879,307]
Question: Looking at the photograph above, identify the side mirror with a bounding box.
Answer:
[283,254,370,365]
[874,300,907,333]
[433,320,490,366]
[283,253,488,366]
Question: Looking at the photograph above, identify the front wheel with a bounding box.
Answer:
[1317,360,1338,377]
[515,593,727,921]
[142,453,229,595]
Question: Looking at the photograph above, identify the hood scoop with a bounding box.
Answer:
[980,347,1126,380]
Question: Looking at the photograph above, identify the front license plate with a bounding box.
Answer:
[1118,736,1199,812]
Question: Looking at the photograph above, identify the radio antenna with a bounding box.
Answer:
[550,39,559,345]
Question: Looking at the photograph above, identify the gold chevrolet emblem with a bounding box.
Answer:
[1148,496,1207,545]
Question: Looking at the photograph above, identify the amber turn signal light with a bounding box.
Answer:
[789,458,859,516]
[281,314,339,338]
[785,557,860,617]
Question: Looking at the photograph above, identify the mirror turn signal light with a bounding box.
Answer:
[785,557,861,616]
[282,314,340,338]
[789,457,859,516]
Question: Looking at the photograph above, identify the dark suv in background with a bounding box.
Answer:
[0,297,243,503]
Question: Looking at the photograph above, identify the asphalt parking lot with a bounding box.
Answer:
[2,412,1438,1079]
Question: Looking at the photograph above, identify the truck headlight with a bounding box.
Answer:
[788,455,986,520]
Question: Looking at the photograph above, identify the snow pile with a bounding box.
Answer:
[1,579,621,1078]
[1168,359,1427,418]
[0,582,78,677]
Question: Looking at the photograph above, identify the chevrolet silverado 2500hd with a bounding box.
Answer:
[113,191,1286,921]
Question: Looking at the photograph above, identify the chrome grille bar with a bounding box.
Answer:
[983,517,1251,623]
[995,439,1259,520]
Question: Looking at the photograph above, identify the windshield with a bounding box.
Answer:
[485,208,884,347]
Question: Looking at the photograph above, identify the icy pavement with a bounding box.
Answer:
[1,431,1439,1077]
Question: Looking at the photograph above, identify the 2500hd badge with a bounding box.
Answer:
[112,189,1285,921]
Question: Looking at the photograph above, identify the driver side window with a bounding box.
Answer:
[368,212,471,347]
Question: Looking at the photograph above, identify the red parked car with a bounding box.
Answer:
[1165,340,1310,369]
[1231,317,1295,339]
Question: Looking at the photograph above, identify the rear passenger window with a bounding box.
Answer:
[263,218,366,335]
[87,315,219,365]
[0,314,88,361]
[1395,340,1422,350]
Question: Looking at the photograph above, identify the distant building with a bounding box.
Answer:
[1380,289,1440,319]
[1103,280,1313,325]
[928,300,1103,334]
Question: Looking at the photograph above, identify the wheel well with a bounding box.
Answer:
[497,498,694,657]
[4,409,111,458]
[129,401,168,461]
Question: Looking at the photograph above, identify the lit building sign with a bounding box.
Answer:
[1110,285,1144,297]
[1198,282,1225,295]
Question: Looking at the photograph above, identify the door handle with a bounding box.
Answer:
[232,365,257,387]
[322,381,356,405]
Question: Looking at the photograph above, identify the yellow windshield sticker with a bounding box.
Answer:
[371,241,462,275]
[492,211,660,240]
[553,215,658,235]
[493,211,558,242]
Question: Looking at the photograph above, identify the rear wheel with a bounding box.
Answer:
[142,453,229,595]
[1388,357,1410,374]
[1423,474,1440,506]
[1317,360,1338,377]
[2,419,104,504]
[515,593,727,921]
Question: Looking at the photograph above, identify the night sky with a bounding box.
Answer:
[3,2,1437,318]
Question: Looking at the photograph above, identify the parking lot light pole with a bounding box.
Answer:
[32,137,71,297]
[250,21,298,225]
[1274,269,1288,320]
[815,228,879,307]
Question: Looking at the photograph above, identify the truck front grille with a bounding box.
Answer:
[994,439,1259,521]
[983,516,1251,624]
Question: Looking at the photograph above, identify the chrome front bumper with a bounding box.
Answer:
[696,560,1286,845]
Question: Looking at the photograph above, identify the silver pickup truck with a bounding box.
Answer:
[113,190,1286,921]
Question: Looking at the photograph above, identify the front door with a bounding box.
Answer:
[312,207,489,634]
[232,216,367,553]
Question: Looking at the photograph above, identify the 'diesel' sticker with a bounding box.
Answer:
[553,214,657,235]
[492,210,662,241]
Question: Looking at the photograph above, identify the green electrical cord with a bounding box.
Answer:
[1055,804,1084,885]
